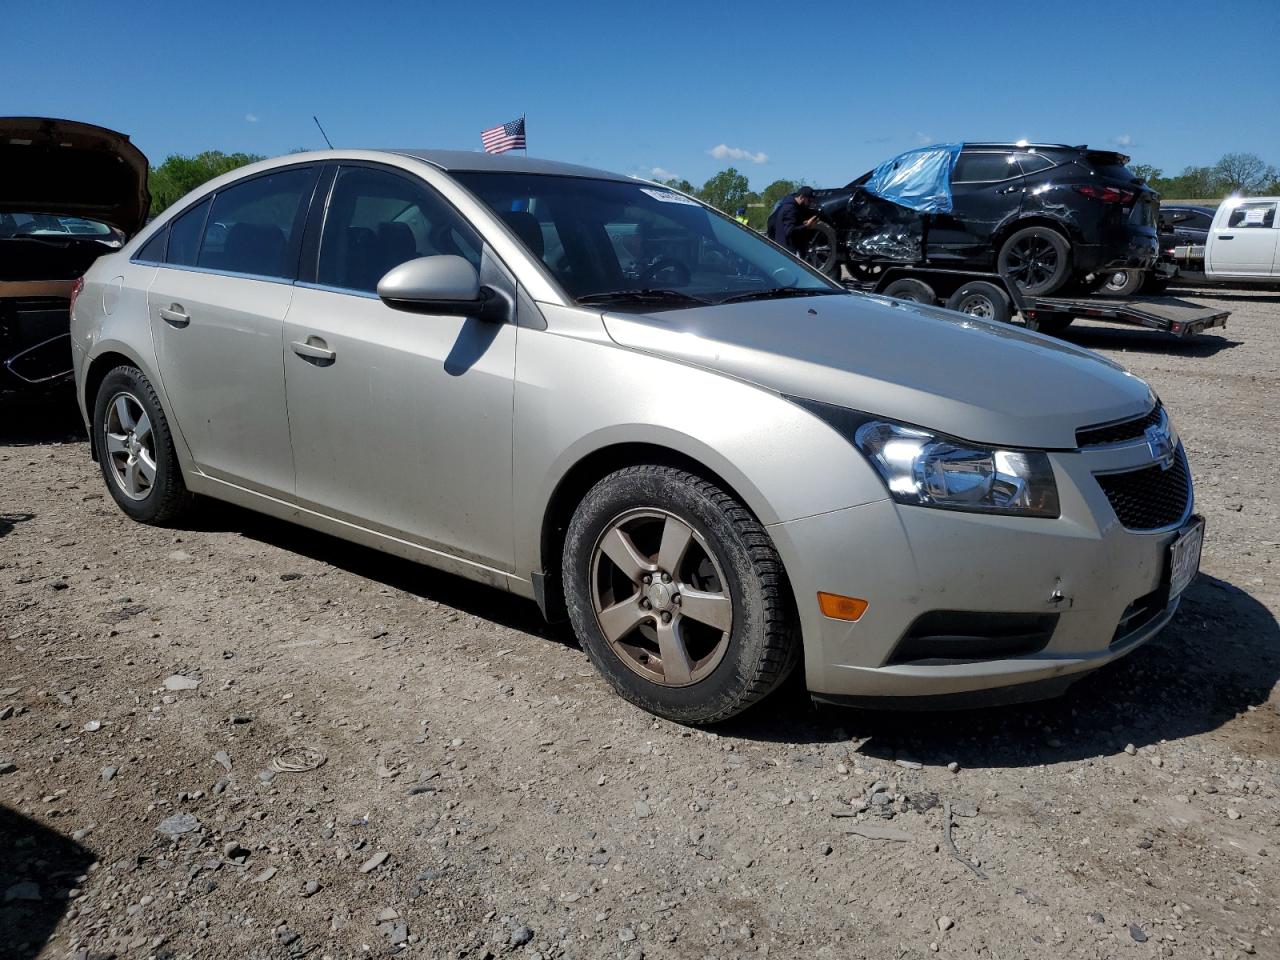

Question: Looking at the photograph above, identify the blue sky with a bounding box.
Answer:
[6,0,1279,190]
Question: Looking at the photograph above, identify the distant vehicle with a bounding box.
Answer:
[72,148,1201,722]
[1099,204,1217,296]
[0,117,148,396]
[807,143,1159,296]
[1168,197,1280,281]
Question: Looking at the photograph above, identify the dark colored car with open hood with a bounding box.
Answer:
[807,143,1159,296]
[1,117,149,396]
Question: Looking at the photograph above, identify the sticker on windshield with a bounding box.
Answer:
[640,187,700,206]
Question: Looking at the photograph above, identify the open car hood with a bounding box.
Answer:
[0,117,150,235]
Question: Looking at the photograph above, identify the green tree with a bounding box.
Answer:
[1129,163,1162,185]
[752,179,801,230]
[149,151,266,214]
[697,167,752,214]
[1211,152,1276,194]
[658,177,697,194]
[1151,165,1216,200]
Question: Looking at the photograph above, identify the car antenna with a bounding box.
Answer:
[313,115,334,149]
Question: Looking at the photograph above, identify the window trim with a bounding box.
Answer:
[130,162,322,283]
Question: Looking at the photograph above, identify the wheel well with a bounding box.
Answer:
[993,216,1078,252]
[537,443,756,622]
[83,351,136,461]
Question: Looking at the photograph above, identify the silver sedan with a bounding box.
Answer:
[71,149,1202,722]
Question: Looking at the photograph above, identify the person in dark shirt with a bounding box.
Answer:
[768,186,820,254]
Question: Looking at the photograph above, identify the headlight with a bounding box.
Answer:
[854,420,1059,517]
[788,397,1059,518]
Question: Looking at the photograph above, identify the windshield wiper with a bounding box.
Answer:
[577,289,710,307]
[717,288,842,306]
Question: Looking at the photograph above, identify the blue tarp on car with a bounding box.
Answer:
[864,143,962,214]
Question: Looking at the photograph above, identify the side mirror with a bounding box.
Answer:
[377,255,508,321]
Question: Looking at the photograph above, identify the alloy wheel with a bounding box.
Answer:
[103,391,156,501]
[589,508,733,687]
[1004,236,1060,289]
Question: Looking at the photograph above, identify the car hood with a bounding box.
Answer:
[602,292,1152,449]
[0,117,149,234]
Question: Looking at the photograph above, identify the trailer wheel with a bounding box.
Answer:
[801,222,841,277]
[998,226,1071,296]
[1024,315,1073,336]
[1141,274,1171,295]
[881,278,937,304]
[945,281,1012,323]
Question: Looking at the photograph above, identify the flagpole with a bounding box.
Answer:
[522,113,527,157]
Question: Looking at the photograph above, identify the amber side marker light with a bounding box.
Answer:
[817,592,869,622]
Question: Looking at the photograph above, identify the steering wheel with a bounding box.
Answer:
[640,257,691,288]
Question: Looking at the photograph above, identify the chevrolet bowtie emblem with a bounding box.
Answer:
[1144,424,1175,471]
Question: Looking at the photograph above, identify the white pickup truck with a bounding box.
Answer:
[1172,196,1280,280]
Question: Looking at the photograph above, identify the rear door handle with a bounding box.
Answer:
[158,304,190,328]
[291,338,336,365]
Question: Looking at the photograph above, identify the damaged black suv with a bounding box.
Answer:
[1,118,149,396]
[809,143,1159,296]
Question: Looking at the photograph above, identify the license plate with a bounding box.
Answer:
[1168,517,1204,600]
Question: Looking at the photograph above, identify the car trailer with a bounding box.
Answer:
[841,265,1229,338]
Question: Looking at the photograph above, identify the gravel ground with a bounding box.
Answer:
[2,285,1278,960]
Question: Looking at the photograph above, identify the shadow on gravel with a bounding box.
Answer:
[189,501,562,643]
[1169,287,1280,303]
[1059,324,1241,358]
[725,574,1280,768]
[0,806,94,960]
[0,393,87,446]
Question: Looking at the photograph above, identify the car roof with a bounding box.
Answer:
[389,149,632,182]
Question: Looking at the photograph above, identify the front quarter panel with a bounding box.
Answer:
[513,303,889,587]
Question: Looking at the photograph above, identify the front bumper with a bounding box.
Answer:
[769,438,1192,704]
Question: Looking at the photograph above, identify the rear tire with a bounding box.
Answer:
[881,278,937,304]
[945,281,1012,323]
[998,226,1071,296]
[92,365,194,525]
[562,465,799,725]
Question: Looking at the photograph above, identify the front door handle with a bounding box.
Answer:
[159,304,190,328]
[291,338,336,365]
[1219,235,1234,240]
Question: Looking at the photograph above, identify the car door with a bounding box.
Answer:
[147,165,320,497]
[282,163,517,573]
[927,150,1024,265]
[1208,200,1279,276]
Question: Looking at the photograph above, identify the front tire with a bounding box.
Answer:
[801,222,841,277]
[998,226,1071,296]
[92,365,193,524]
[562,466,799,724]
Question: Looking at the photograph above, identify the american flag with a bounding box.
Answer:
[481,116,526,155]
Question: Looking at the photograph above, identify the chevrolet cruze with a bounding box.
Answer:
[70,149,1203,723]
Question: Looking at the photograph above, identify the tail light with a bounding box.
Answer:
[1073,184,1136,204]
[69,276,85,317]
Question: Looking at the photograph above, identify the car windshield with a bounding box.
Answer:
[451,172,840,307]
[0,212,122,243]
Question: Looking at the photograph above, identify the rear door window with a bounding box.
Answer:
[165,197,211,267]
[196,167,318,280]
[953,152,1020,183]
[317,165,482,295]
[135,226,169,263]
[1226,201,1277,229]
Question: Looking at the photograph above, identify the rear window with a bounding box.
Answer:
[1085,153,1139,183]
